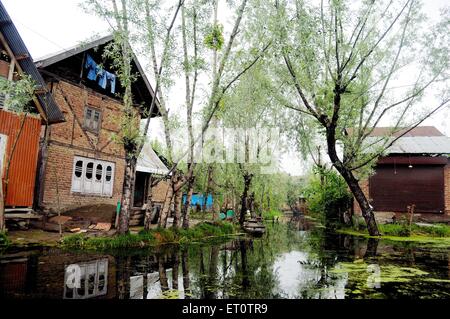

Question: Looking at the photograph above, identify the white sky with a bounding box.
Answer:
[2,0,449,176]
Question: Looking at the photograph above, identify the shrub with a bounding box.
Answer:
[380,223,411,237]
[262,209,282,220]
[61,221,238,250]
[0,232,10,247]
[303,168,352,226]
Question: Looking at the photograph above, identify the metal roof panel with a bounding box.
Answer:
[0,1,64,123]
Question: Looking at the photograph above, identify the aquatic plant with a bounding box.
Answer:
[61,221,239,250]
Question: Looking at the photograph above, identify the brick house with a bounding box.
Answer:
[353,126,450,223]
[34,35,165,215]
[0,2,64,217]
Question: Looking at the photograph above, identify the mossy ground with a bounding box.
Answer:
[337,224,450,247]
[61,221,243,250]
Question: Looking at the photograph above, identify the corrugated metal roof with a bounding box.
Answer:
[136,143,170,175]
[347,126,444,137]
[367,126,444,137]
[0,1,64,124]
[365,136,450,154]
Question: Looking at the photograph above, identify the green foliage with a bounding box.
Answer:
[61,221,238,250]
[380,223,450,238]
[303,168,352,224]
[0,232,11,248]
[0,75,36,113]
[342,222,450,239]
[204,23,224,51]
[262,209,282,220]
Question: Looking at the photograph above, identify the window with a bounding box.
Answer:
[71,156,115,196]
[0,93,5,109]
[63,259,108,299]
[84,107,101,132]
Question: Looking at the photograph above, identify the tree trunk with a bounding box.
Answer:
[239,173,253,225]
[0,181,4,232]
[342,170,379,236]
[239,240,249,290]
[143,176,154,230]
[172,251,179,290]
[326,126,380,236]
[158,255,169,293]
[203,165,214,211]
[182,176,194,229]
[181,249,191,299]
[159,176,175,228]
[118,155,137,234]
[172,185,183,229]
[116,256,131,299]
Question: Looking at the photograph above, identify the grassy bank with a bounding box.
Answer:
[262,209,283,220]
[61,221,242,250]
[0,232,10,248]
[338,223,450,245]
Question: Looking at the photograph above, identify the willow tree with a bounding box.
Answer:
[155,0,271,229]
[218,62,283,224]
[267,0,450,235]
[84,0,184,233]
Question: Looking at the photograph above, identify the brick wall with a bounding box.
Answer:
[353,179,369,216]
[48,81,126,157]
[42,142,125,212]
[40,81,127,212]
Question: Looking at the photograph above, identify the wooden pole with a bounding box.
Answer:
[53,168,62,237]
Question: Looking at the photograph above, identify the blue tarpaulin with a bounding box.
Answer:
[182,193,213,210]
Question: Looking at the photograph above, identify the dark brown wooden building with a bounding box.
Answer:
[354,126,450,223]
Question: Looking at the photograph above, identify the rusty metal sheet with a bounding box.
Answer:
[0,110,41,207]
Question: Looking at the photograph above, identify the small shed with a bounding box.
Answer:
[130,143,170,226]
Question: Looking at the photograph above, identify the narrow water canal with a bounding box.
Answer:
[1,218,449,299]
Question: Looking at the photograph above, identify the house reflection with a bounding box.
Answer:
[0,250,116,299]
[63,258,108,299]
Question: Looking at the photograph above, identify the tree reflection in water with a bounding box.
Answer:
[2,220,446,299]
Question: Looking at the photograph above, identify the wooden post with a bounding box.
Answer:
[0,134,6,232]
[7,58,15,81]
[53,168,62,237]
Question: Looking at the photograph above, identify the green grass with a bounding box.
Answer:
[378,223,450,237]
[61,221,240,250]
[262,209,283,220]
[337,223,450,246]
[0,232,10,248]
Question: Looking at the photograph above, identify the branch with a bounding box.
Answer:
[282,53,324,124]
[344,0,412,88]
[350,98,450,171]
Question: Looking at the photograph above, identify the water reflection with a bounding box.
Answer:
[1,220,449,299]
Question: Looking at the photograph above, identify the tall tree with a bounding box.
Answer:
[268,0,449,235]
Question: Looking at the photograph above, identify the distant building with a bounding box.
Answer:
[354,126,450,223]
